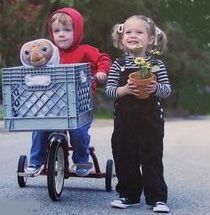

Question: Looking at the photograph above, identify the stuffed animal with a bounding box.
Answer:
[20,38,60,67]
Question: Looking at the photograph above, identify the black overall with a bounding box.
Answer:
[111,58,168,205]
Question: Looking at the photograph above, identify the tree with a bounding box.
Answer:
[1,0,210,115]
[0,0,74,67]
[160,0,210,51]
[74,0,163,59]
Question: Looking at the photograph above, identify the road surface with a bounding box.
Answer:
[0,118,210,215]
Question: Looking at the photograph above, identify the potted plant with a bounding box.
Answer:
[128,50,160,99]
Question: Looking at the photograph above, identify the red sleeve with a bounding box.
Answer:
[82,45,112,76]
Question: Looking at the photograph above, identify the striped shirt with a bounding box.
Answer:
[105,53,171,99]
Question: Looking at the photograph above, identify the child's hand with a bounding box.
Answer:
[145,80,158,94]
[127,79,141,96]
[95,72,107,83]
[117,79,139,97]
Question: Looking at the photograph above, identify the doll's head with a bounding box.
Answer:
[20,38,60,67]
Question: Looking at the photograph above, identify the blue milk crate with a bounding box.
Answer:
[1,63,93,131]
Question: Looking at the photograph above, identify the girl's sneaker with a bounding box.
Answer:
[153,202,170,213]
[111,198,140,209]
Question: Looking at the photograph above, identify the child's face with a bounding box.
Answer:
[51,21,74,50]
[122,17,154,56]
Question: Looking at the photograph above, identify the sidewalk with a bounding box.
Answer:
[1,117,210,214]
[0,120,5,132]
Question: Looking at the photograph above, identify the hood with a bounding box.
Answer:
[48,7,84,50]
[20,38,60,67]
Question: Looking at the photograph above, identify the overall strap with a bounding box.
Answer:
[116,55,136,87]
[116,55,126,71]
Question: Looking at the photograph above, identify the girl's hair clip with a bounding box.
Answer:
[154,26,162,46]
[147,18,152,24]
[117,24,124,33]
[155,26,162,36]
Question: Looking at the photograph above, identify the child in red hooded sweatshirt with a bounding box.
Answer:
[25,7,111,177]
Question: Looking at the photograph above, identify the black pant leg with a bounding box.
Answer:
[141,117,168,205]
[111,109,143,201]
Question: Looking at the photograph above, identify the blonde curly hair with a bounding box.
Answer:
[111,15,167,54]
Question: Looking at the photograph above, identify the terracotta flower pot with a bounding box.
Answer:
[129,72,156,99]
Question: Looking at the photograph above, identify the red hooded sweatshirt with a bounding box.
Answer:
[48,7,111,93]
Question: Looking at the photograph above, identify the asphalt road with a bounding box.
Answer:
[1,118,210,215]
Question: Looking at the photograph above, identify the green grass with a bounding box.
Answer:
[179,81,210,115]
[94,110,113,119]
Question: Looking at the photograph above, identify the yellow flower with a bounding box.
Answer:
[134,57,151,68]
[150,49,160,56]
[134,57,151,79]
[134,57,144,65]
[134,49,161,79]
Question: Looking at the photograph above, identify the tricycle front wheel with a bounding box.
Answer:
[47,141,65,201]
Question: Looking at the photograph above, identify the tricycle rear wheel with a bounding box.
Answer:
[105,159,113,191]
[17,155,28,187]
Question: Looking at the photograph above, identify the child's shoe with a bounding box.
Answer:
[153,201,170,213]
[111,198,140,209]
[76,162,93,177]
[25,165,43,176]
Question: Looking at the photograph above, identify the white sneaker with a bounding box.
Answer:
[111,198,140,209]
[75,162,93,177]
[25,165,43,176]
[153,201,170,213]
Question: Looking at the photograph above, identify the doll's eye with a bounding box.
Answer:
[24,50,30,55]
[41,46,48,53]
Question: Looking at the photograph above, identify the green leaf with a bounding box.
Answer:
[151,65,160,73]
